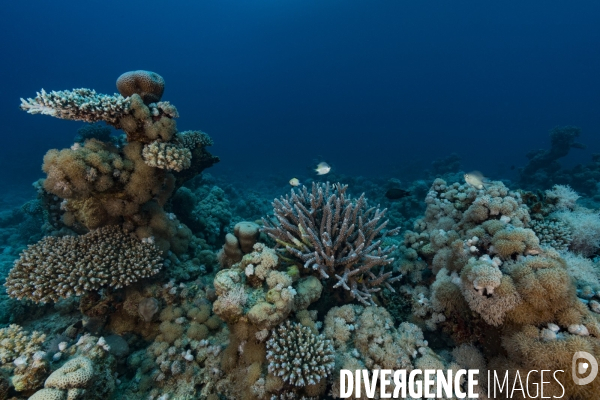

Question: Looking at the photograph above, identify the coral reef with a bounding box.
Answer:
[262,182,400,305]
[9,75,600,400]
[20,72,218,256]
[552,208,600,256]
[395,177,600,398]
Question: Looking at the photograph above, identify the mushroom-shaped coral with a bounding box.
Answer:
[234,221,260,253]
[266,321,335,387]
[116,70,165,104]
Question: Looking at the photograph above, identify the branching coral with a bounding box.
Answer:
[0,324,46,364]
[5,226,163,303]
[266,320,335,387]
[20,88,130,125]
[262,182,400,305]
[142,141,192,172]
[20,72,218,255]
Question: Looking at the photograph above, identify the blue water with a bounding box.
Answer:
[2,1,599,189]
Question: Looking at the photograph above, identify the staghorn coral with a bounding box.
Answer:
[116,70,165,104]
[262,182,400,305]
[266,321,335,387]
[5,226,163,303]
[20,88,130,125]
[142,141,192,172]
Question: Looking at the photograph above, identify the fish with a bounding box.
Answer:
[315,162,331,175]
[289,178,301,187]
[385,188,410,200]
[464,171,488,190]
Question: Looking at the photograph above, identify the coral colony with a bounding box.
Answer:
[0,70,597,399]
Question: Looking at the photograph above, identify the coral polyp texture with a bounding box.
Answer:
[262,182,400,305]
[5,226,162,303]
[142,141,192,171]
[116,70,165,104]
[266,321,334,387]
[0,324,46,364]
[20,88,130,125]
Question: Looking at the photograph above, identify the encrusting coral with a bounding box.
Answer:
[262,182,400,305]
[5,225,163,303]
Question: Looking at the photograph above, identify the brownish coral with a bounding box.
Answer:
[5,226,163,303]
[28,74,218,253]
[116,70,165,104]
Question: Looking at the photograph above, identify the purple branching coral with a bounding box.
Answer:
[262,182,401,305]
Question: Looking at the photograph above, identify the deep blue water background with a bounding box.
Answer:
[1,0,599,198]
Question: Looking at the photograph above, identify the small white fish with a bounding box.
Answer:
[464,171,487,190]
[315,162,331,175]
[289,178,301,187]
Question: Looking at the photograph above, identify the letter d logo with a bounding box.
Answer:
[572,351,598,386]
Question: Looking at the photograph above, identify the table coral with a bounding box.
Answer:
[5,226,163,303]
[20,88,129,125]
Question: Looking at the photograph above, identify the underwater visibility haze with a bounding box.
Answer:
[0,1,600,399]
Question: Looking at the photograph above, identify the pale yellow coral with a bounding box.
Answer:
[141,141,191,172]
[0,324,46,364]
[45,357,94,390]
